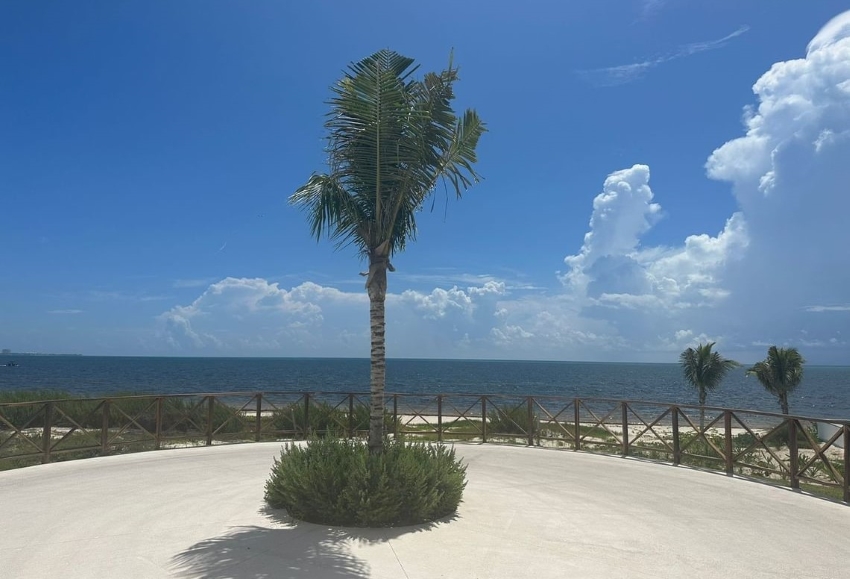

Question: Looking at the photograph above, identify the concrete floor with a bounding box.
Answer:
[0,442,848,578]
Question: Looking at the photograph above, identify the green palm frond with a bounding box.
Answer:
[746,346,805,398]
[289,49,486,260]
[679,342,740,404]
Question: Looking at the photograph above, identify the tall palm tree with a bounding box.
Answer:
[290,50,485,453]
[746,346,805,415]
[679,342,740,430]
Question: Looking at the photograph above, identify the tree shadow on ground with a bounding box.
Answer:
[170,507,456,579]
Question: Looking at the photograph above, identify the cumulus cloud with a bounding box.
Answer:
[703,9,850,358]
[157,278,363,353]
[579,26,749,86]
[156,277,514,358]
[562,164,748,314]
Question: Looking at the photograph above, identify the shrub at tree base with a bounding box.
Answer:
[264,437,466,527]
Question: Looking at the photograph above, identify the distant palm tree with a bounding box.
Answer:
[746,346,805,415]
[290,50,485,454]
[679,342,740,430]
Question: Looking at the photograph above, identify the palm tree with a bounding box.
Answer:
[290,50,485,453]
[679,342,740,430]
[746,346,805,415]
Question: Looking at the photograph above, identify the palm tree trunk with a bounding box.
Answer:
[366,249,390,454]
[779,393,789,415]
[699,390,706,431]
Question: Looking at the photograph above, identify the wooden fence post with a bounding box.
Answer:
[348,394,355,439]
[303,393,310,439]
[672,407,680,465]
[481,397,488,444]
[393,394,398,438]
[205,396,214,446]
[844,424,850,503]
[788,419,799,489]
[155,397,163,450]
[255,393,263,443]
[101,400,110,454]
[574,398,581,451]
[437,395,443,443]
[42,402,54,464]
[621,402,630,456]
[724,410,733,475]
[527,397,535,446]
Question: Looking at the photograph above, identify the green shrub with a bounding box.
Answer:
[264,437,466,527]
[487,404,538,436]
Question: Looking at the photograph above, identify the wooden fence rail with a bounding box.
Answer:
[0,392,847,503]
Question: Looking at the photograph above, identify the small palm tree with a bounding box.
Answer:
[746,346,805,415]
[679,342,740,430]
[290,50,485,453]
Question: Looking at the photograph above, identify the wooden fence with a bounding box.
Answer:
[1,391,847,503]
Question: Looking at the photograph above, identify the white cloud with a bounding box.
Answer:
[579,26,749,86]
[400,286,474,319]
[398,281,506,319]
[638,0,667,19]
[47,309,83,315]
[157,278,364,353]
[562,164,748,313]
[490,324,534,345]
[703,9,850,356]
[805,305,850,313]
[173,278,218,288]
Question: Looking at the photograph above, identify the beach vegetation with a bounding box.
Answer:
[289,49,485,454]
[269,400,395,436]
[679,342,740,430]
[746,346,805,415]
[487,404,538,437]
[0,390,243,434]
[264,437,466,526]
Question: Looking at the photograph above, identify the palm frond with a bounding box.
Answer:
[290,49,485,260]
[680,342,740,404]
[289,174,369,253]
[746,346,805,401]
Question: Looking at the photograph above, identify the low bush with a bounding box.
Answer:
[264,437,466,527]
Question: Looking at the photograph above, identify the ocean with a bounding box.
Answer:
[0,356,848,419]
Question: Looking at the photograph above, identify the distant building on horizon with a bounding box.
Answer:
[1,349,10,355]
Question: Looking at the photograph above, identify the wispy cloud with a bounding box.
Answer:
[47,309,83,315]
[805,305,850,313]
[173,278,219,289]
[578,25,750,87]
[87,290,172,303]
[638,0,668,20]
[139,295,173,302]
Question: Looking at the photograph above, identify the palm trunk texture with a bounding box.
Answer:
[367,251,389,454]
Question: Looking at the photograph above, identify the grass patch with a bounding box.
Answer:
[264,437,466,527]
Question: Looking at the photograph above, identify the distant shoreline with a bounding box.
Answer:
[0,353,83,357]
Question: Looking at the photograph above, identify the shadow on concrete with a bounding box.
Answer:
[170,507,455,579]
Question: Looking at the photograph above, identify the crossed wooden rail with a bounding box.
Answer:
[1,392,847,503]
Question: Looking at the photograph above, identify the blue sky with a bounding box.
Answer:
[2,0,850,363]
